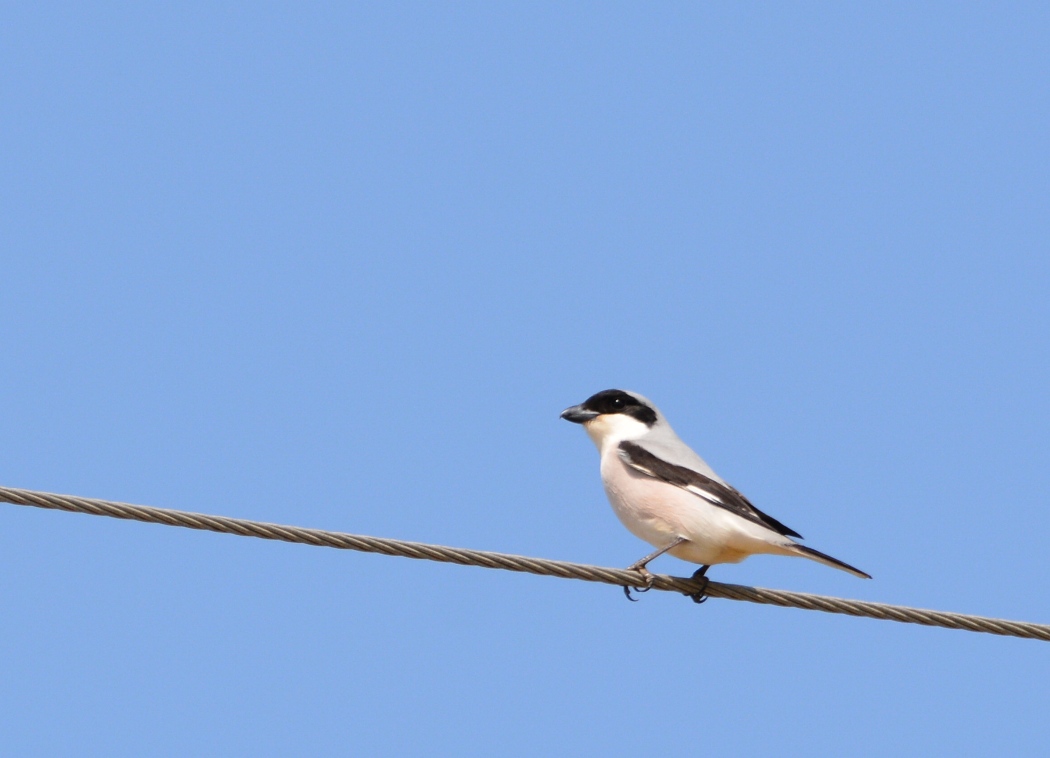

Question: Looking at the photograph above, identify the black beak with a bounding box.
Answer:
[560,405,599,424]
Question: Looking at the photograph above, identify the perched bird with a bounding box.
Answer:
[561,389,870,600]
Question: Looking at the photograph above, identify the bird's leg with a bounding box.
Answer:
[623,537,687,601]
[688,565,711,604]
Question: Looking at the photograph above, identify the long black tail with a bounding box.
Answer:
[789,544,871,579]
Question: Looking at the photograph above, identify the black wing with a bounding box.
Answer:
[617,441,803,539]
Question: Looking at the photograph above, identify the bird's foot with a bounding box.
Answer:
[688,565,710,604]
[623,566,655,602]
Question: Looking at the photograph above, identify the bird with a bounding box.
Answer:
[561,389,870,601]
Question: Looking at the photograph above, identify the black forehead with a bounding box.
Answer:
[580,389,657,426]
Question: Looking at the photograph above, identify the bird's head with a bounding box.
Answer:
[560,389,660,449]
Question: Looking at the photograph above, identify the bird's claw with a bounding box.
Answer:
[623,566,656,601]
[688,566,710,604]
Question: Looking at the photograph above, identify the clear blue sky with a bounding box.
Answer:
[2,4,1048,755]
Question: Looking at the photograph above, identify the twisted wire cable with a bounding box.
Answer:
[1,485,1047,642]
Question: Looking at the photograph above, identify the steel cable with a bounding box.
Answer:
[1,485,1047,642]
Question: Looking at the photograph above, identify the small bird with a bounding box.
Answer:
[561,389,870,600]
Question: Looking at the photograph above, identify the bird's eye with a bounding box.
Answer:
[611,397,624,408]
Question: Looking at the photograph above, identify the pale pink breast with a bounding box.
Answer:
[599,450,784,566]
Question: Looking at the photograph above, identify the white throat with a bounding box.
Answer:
[583,414,651,453]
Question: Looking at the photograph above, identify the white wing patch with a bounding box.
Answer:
[684,484,728,506]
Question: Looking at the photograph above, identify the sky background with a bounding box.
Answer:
[2,3,1049,756]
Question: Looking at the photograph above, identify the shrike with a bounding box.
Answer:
[561,389,870,600]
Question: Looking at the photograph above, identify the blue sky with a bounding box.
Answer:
[2,3,1049,755]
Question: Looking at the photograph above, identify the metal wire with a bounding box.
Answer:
[1,485,1047,641]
